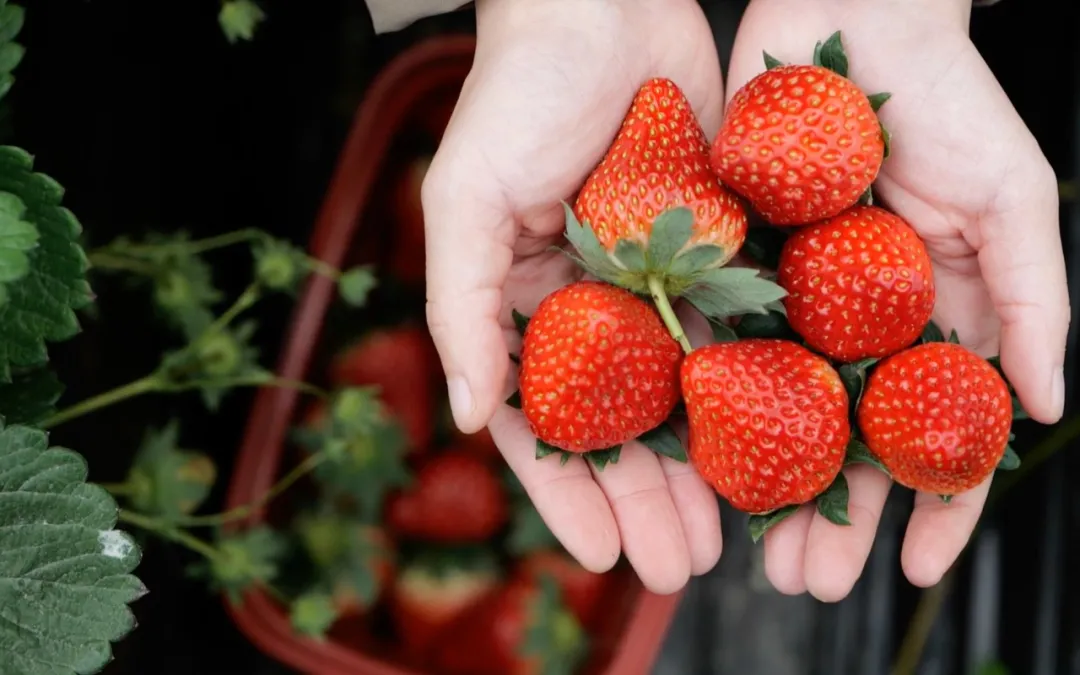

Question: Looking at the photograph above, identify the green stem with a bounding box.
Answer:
[40,374,163,429]
[118,509,221,561]
[305,256,341,281]
[162,375,327,398]
[87,252,161,276]
[647,275,692,354]
[99,482,135,496]
[197,282,261,344]
[93,228,266,260]
[175,452,326,527]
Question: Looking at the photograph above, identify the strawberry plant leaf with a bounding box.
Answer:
[740,225,789,270]
[0,365,62,425]
[252,237,306,292]
[561,203,644,293]
[219,0,265,44]
[506,390,522,409]
[747,504,799,543]
[190,526,285,605]
[867,92,892,112]
[684,267,788,320]
[126,420,216,520]
[813,31,849,78]
[511,309,530,336]
[921,320,945,344]
[709,319,739,343]
[289,591,338,640]
[881,123,892,160]
[940,494,953,505]
[584,447,621,470]
[843,437,889,474]
[0,191,39,307]
[733,310,799,341]
[0,2,25,105]
[1012,396,1028,421]
[613,239,647,273]
[763,51,784,70]
[837,358,878,416]
[645,207,693,271]
[338,266,376,307]
[857,186,874,206]
[947,329,960,344]
[815,472,851,526]
[535,439,561,460]
[636,422,686,462]
[0,147,93,382]
[997,445,1021,471]
[666,244,725,279]
[0,423,145,675]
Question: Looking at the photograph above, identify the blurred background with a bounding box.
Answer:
[15,1,1079,674]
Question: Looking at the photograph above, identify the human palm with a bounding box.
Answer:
[422,0,729,592]
[727,0,1068,600]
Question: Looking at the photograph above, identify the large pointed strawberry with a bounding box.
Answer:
[517,281,682,455]
[777,205,935,362]
[857,340,1013,496]
[562,78,787,336]
[711,32,891,226]
[681,339,851,514]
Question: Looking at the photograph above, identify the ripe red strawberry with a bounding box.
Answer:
[711,36,888,226]
[387,450,509,542]
[514,550,607,627]
[681,339,850,513]
[857,341,1012,495]
[573,77,747,266]
[777,205,935,362]
[427,576,588,675]
[329,325,439,453]
[518,281,682,453]
[389,547,501,657]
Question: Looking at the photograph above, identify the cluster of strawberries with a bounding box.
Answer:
[511,32,1022,536]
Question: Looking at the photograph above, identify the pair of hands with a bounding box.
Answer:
[420,0,1069,601]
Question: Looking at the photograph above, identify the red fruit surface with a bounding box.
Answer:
[514,550,607,627]
[777,205,935,362]
[518,280,683,453]
[574,77,747,264]
[387,451,509,542]
[712,65,885,226]
[857,341,1012,495]
[329,326,438,452]
[681,339,850,513]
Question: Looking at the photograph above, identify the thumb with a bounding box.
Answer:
[421,124,515,434]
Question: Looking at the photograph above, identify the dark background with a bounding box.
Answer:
[12,0,1079,673]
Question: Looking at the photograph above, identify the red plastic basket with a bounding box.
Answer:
[223,34,683,675]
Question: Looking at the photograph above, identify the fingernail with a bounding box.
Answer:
[447,376,475,429]
[1050,367,1065,420]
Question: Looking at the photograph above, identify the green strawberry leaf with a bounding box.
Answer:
[511,308,530,336]
[0,191,39,307]
[584,447,621,471]
[940,494,953,505]
[636,422,686,463]
[709,319,739,343]
[881,123,892,160]
[535,439,561,460]
[748,504,799,544]
[813,31,849,78]
[289,591,338,641]
[947,329,960,344]
[0,147,93,382]
[191,526,286,605]
[0,423,145,675]
[1012,396,1029,421]
[219,0,265,44]
[126,419,217,521]
[867,92,892,112]
[561,203,645,293]
[0,2,25,106]
[997,445,1021,471]
[837,358,879,417]
[338,266,377,307]
[614,239,647,273]
[733,310,799,341]
[921,320,945,344]
[506,390,522,409]
[645,207,693,271]
[739,225,789,271]
[857,186,874,206]
[666,244,725,279]
[684,267,788,320]
[763,51,784,70]
[252,237,306,292]
[0,365,63,426]
[815,472,851,526]
[843,437,889,475]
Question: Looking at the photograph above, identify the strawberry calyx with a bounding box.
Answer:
[520,574,589,675]
[504,305,688,470]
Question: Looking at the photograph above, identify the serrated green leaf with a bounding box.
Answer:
[709,319,739,343]
[0,41,23,75]
[816,472,851,526]
[997,445,1021,471]
[0,191,38,306]
[561,203,644,292]
[666,244,725,280]
[921,320,945,344]
[535,439,560,460]
[614,239,647,273]
[947,329,960,344]
[733,310,798,340]
[0,366,62,426]
[584,447,621,470]
[867,92,891,112]
[843,437,889,474]
[127,420,217,520]
[645,207,693,270]
[814,31,849,77]
[684,267,788,320]
[1012,396,1029,421]
[837,358,878,416]
[0,147,93,382]
[290,591,338,640]
[193,527,285,604]
[763,51,784,69]
[338,266,376,307]
[0,2,22,106]
[748,504,799,543]
[511,308,529,336]
[0,423,145,675]
[219,0,265,44]
[636,423,686,462]
[739,226,789,271]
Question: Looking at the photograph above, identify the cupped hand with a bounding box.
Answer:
[726,0,1069,601]
[421,0,727,593]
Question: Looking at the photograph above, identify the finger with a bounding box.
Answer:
[488,405,621,573]
[974,164,1069,423]
[763,504,814,595]
[664,417,723,576]
[901,475,992,587]
[589,442,692,595]
[803,465,892,602]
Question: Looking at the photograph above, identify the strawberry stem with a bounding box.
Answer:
[647,275,692,354]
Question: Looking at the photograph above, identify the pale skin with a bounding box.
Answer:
[421,0,1069,600]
